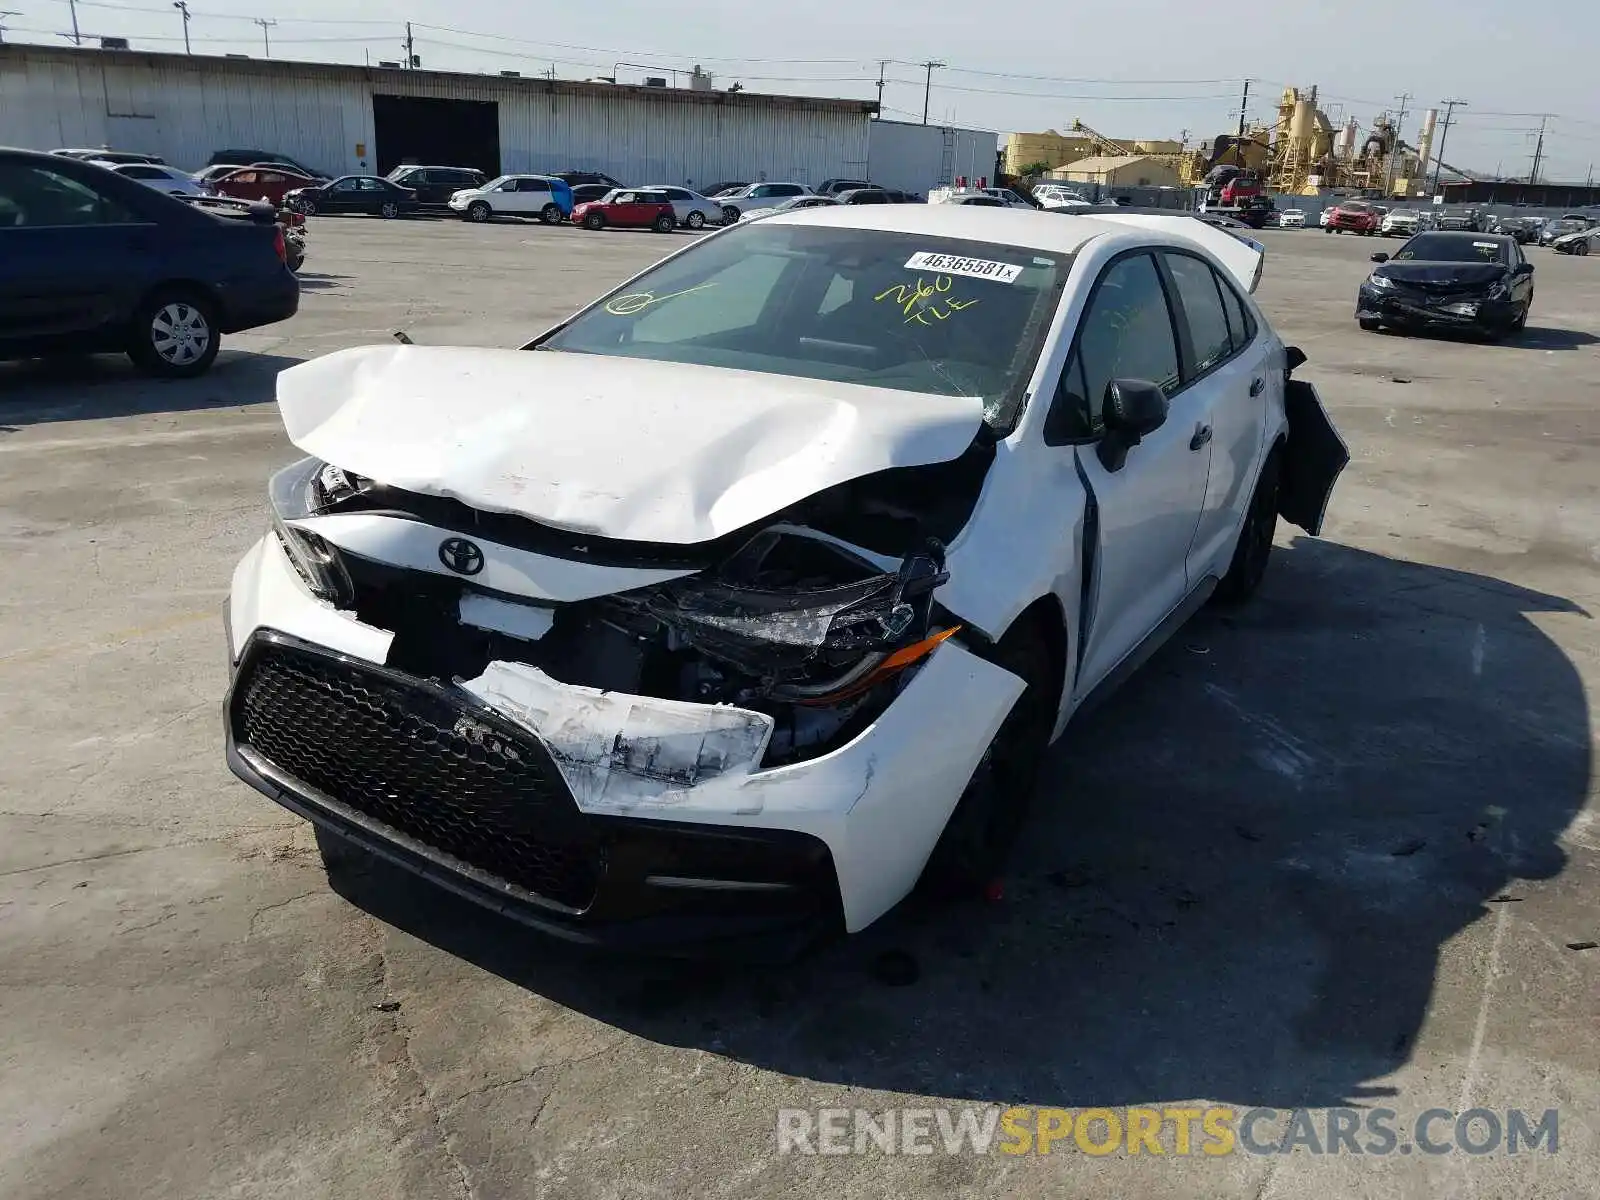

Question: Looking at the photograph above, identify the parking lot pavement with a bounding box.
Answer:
[2,218,1596,1199]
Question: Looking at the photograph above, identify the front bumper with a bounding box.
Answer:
[1356,284,1515,331]
[224,534,1024,946]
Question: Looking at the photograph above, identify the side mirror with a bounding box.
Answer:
[1370,252,1390,263]
[1097,379,1169,471]
[1517,262,1534,275]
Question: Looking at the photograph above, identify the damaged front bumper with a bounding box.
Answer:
[1356,285,1516,332]
[225,532,1025,949]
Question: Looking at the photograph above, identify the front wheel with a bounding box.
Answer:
[722,206,740,225]
[582,211,605,230]
[297,197,317,216]
[127,289,220,379]
[1358,316,1382,331]
[379,201,399,219]
[1214,447,1281,605]
[685,210,705,230]
[653,213,675,233]
[467,201,491,223]
[1576,241,1590,257]
[919,618,1056,898]
[540,203,562,225]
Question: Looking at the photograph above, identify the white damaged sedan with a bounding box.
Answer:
[224,205,1347,955]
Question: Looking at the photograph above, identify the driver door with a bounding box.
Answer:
[1049,252,1211,699]
[322,178,360,212]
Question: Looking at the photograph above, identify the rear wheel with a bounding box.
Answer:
[919,618,1057,898]
[467,200,492,223]
[540,203,562,224]
[127,288,220,378]
[583,211,605,230]
[685,210,706,230]
[653,213,675,233]
[1214,446,1281,605]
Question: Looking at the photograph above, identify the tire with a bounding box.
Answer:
[722,206,740,225]
[582,211,605,230]
[1576,241,1589,257]
[685,210,706,230]
[1511,298,1531,331]
[540,203,563,225]
[653,213,675,233]
[127,288,220,379]
[467,201,492,223]
[919,617,1057,898]
[298,197,317,216]
[379,201,399,219]
[285,240,305,272]
[1214,446,1281,605]
[1358,316,1382,331]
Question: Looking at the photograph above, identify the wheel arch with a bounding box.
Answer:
[134,279,228,330]
[978,593,1070,744]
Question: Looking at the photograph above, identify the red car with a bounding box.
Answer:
[1325,201,1380,235]
[209,166,312,207]
[571,188,677,232]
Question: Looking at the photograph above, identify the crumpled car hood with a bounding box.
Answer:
[277,345,985,545]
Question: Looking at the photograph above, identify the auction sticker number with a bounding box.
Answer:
[904,252,1022,283]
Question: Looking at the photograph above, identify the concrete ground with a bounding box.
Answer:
[1,216,1596,1200]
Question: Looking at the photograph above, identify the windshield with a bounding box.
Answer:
[1549,219,1585,234]
[536,222,1069,430]
[1394,234,1509,264]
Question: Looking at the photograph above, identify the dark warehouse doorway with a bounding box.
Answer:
[372,94,501,177]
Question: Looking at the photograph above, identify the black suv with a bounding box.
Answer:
[0,148,298,377]
[385,164,489,207]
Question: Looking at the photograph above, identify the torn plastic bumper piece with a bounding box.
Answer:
[224,631,844,957]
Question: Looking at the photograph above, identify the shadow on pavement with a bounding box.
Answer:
[0,351,299,428]
[330,537,1591,1110]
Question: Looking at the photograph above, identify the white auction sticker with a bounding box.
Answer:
[904,252,1023,283]
[1473,241,1498,249]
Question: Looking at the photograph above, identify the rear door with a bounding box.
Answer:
[1048,251,1211,697]
[516,178,551,215]
[1160,249,1268,581]
[0,160,156,348]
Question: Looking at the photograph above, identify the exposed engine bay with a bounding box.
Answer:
[273,446,995,768]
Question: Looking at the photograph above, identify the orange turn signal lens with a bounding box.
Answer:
[796,626,962,707]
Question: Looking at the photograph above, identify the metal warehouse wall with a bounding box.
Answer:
[1,53,368,174]
[0,48,872,185]
[866,119,999,194]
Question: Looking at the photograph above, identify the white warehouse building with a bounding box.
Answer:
[1,44,998,197]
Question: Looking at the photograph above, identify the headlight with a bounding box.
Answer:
[268,457,354,605]
[1367,273,1395,289]
[643,540,953,706]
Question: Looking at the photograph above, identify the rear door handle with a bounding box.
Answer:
[1249,377,1266,397]
[1190,424,1213,451]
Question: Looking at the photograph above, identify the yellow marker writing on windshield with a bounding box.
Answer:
[604,282,716,316]
[874,275,978,324]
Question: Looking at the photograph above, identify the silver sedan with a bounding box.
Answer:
[641,185,728,230]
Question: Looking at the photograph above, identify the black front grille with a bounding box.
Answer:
[233,641,601,910]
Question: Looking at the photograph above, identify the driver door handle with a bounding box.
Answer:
[1190,424,1213,451]
[1249,377,1266,397]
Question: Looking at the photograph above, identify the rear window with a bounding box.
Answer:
[537,222,1069,431]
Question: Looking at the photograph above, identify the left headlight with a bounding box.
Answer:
[268,457,353,605]
[1367,273,1396,289]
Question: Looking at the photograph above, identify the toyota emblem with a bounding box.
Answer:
[438,537,485,576]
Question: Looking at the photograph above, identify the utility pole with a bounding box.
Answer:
[874,60,888,113]
[919,60,944,126]
[1430,99,1465,196]
[253,17,275,57]
[0,11,19,44]
[66,0,80,44]
[403,21,414,68]
[1385,92,1410,197]
[1235,78,1250,140]
[1528,114,1547,184]
[172,0,190,54]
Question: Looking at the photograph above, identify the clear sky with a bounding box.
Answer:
[7,0,1598,181]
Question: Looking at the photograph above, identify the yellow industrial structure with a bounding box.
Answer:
[1007,86,1458,199]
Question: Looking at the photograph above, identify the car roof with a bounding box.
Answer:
[1414,230,1512,242]
[755,202,1127,253]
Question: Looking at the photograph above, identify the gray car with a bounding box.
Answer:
[640,185,727,229]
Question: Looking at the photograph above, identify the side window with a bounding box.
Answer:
[1053,253,1181,439]
[0,164,139,227]
[330,179,357,193]
[615,191,637,204]
[358,178,382,192]
[773,184,803,197]
[751,185,775,197]
[1163,252,1234,376]
[234,171,258,185]
[260,173,285,185]
[520,179,549,194]
[1216,274,1256,353]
